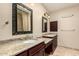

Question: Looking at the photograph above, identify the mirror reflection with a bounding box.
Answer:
[17,4,31,32]
[12,3,33,35]
[42,17,48,32]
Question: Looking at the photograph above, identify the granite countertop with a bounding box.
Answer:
[42,33,57,38]
[0,39,44,56]
[37,38,53,44]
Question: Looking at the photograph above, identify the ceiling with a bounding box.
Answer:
[42,3,79,14]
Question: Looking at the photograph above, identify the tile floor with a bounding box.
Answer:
[50,46,79,56]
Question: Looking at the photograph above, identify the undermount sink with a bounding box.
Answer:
[43,34,57,37]
[23,40,37,44]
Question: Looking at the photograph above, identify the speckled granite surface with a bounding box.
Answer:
[43,33,57,38]
[37,38,53,44]
[0,39,44,56]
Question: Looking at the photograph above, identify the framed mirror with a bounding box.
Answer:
[42,17,48,32]
[12,3,33,35]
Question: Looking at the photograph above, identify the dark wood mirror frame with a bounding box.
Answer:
[42,17,48,32]
[12,3,33,35]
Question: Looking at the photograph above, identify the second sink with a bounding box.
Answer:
[23,40,37,44]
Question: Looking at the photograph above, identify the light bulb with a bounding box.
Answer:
[48,16,50,18]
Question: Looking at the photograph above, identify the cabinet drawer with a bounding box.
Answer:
[29,42,45,56]
[33,48,45,56]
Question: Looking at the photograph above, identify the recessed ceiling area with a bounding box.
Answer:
[42,3,79,14]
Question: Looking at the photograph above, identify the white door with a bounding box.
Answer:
[58,14,79,49]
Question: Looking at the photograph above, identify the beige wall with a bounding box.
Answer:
[50,6,79,49]
[0,3,47,41]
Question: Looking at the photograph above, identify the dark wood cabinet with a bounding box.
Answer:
[31,48,45,56]
[45,42,53,55]
[28,42,45,56]
[42,35,57,55]
[16,42,45,56]
[53,36,57,52]
[50,21,58,31]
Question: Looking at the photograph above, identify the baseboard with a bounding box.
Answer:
[58,45,79,51]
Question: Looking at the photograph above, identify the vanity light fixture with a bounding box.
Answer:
[48,16,50,19]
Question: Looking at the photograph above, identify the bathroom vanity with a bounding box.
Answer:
[42,34,57,55]
[16,34,57,56]
[16,42,45,56]
[0,34,57,56]
[0,39,45,56]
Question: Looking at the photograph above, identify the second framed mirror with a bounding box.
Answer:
[42,17,48,32]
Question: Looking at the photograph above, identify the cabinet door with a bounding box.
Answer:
[33,49,45,56]
[29,42,45,56]
[50,21,57,31]
[53,36,57,51]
